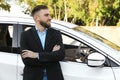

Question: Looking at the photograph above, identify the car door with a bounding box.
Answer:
[0,24,18,80]
[60,33,115,80]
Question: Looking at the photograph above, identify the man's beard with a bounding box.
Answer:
[40,21,51,28]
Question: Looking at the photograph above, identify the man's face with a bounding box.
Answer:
[36,9,51,28]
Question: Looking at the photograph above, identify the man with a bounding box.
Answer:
[20,5,65,80]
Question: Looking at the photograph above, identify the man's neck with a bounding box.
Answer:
[35,23,46,32]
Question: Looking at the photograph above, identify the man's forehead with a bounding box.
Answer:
[39,9,50,14]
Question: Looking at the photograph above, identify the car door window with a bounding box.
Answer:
[62,33,96,62]
[61,33,119,67]
[0,24,14,53]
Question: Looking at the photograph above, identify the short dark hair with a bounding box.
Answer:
[31,5,48,16]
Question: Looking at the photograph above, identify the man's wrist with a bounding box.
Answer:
[37,52,39,59]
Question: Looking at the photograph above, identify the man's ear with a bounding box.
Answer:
[33,14,40,21]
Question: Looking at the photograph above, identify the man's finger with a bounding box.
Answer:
[55,45,60,49]
[22,50,30,53]
[22,54,28,58]
[54,45,57,47]
[22,52,29,58]
[22,51,27,55]
[52,45,61,51]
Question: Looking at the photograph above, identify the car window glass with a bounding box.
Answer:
[22,25,33,31]
[62,33,115,67]
[24,26,32,31]
[0,24,13,52]
[17,25,33,52]
[62,33,96,63]
[62,34,80,46]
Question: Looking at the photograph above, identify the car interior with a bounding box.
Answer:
[61,33,96,63]
[64,44,95,63]
[0,24,12,52]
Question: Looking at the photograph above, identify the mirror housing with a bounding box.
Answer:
[87,52,105,67]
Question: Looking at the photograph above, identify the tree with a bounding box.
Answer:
[17,0,120,26]
[97,0,120,26]
[0,0,10,11]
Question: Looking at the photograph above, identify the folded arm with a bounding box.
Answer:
[20,31,65,65]
[22,44,64,62]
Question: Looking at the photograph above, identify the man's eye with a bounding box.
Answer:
[44,14,49,16]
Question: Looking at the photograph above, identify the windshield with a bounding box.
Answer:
[73,26,120,51]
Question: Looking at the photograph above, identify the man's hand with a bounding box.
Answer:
[22,45,60,58]
[52,45,60,51]
[22,50,39,59]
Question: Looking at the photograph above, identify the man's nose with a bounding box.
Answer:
[49,15,52,20]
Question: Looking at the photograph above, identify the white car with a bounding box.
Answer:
[0,14,120,80]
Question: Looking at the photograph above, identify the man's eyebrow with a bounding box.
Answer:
[44,13,50,16]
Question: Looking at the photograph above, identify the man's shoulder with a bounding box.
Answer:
[49,28,60,33]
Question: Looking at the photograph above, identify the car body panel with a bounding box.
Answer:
[17,55,24,80]
[60,62,115,80]
[0,52,17,80]
[112,67,120,80]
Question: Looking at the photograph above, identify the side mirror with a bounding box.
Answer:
[87,52,105,67]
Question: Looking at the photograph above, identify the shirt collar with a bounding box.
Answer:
[35,25,48,33]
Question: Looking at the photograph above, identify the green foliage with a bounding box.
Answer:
[97,0,120,26]
[18,0,120,26]
[0,0,10,11]
[117,19,120,26]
